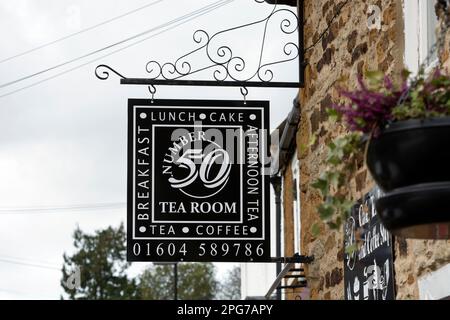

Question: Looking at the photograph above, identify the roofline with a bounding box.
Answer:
[270,96,301,176]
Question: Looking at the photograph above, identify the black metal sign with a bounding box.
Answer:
[127,99,270,262]
[344,188,395,300]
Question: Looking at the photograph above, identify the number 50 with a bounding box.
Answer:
[169,148,231,190]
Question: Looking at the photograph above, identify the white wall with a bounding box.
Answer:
[240,262,276,299]
[418,263,450,300]
[240,182,278,299]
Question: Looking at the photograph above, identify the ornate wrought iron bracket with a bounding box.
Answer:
[95,0,305,89]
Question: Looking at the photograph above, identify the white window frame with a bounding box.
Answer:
[291,152,301,255]
[281,152,303,299]
[418,263,450,300]
[403,0,439,75]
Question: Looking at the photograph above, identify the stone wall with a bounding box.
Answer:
[280,0,450,300]
[283,162,295,258]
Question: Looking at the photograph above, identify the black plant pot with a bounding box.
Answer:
[367,117,450,191]
[375,182,450,239]
[366,117,450,239]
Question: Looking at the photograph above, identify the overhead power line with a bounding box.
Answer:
[0,0,234,99]
[0,0,166,65]
[0,202,126,214]
[0,0,233,90]
[0,257,60,271]
[0,254,59,267]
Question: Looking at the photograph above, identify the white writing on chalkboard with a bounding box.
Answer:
[344,187,395,300]
[346,258,391,300]
[358,222,391,260]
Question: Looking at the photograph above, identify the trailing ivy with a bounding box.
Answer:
[311,132,362,235]
[393,69,450,120]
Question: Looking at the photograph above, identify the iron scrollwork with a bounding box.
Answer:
[145,1,299,83]
[95,64,126,81]
[95,0,304,87]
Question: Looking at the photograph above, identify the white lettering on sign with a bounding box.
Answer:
[136,124,151,221]
[344,188,394,300]
[161,131,232,199]
[149,111,245,123]
[147,224,175,235]
[245,125,260,221]
[158,201,237,214]
[347,258,391,300]
[358,222,391,260]
[195,225,249,236]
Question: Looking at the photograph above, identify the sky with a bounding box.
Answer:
[0,0,298,299]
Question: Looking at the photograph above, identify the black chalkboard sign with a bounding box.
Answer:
[344,188,395,300]
[127,99,270,262]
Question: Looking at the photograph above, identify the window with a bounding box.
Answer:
[404,0,439,74]
[425,0,439,62]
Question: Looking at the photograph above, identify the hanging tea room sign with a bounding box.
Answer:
[127,99,270,262]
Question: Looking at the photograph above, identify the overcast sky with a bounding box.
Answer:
[0,0,298,299]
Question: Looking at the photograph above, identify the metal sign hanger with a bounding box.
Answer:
[99,0,314,267]
[95,0,305,89]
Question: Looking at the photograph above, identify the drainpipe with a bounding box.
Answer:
[270,175,282,300]
[269,97,301,300]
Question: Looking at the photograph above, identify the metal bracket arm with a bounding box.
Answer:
[270,254,314,264]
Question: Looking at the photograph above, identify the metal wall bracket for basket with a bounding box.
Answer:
[95,0,305,89]
[265,253,312,299]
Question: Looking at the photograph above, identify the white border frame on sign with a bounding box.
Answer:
[151,124,244,224]
[132,105,267,241]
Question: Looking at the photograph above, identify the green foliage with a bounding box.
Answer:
[311,223,321,237]
[139,263,218,300]
[345,243,358,255]
[62,225,228,300]
[311,133,362,231]
[61,223,139,300]
[365,70,385,89]
[333,69,450,134]
[326,107,341,123]
[299,133,317,155]
[392,70,450,120]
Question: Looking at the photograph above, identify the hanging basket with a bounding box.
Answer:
[366,117,450,239]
